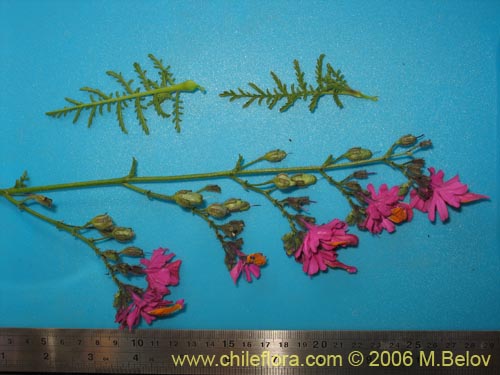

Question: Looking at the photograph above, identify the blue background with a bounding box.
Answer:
[1,0,499,330]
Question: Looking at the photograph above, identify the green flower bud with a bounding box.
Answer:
[206,203,229,219]
[101,250,120,262]
[344,147,373,162]
[291,173,317,187]
[398,182,411,197]
[223,198,250,213]
[273,173,296,189]
[282,231,305,256]
[173,190,204,208]
[345,210,361,226]
[120,246,144,257]
[111,227,135,243]
[263,149,287,162]
[397,134,419,147]
[90,214,114,232]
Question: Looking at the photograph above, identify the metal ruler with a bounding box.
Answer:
[1,328,499,374]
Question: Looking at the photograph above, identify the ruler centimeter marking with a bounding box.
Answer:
[0,329,499,374]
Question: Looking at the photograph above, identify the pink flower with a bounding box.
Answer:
[230,251,267,284]
[410,167,488,222]
[294,219,358,276]
[115,288,184,331]
[360,183,413,234]
[140,248,181,294]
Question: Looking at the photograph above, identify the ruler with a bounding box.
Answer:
[0,328,499,374]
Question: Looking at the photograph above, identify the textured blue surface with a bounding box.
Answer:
[1,0,499,330]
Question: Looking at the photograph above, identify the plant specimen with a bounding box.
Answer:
[219,54,378,112]
[46,54,205,135]
[1,135,488,329]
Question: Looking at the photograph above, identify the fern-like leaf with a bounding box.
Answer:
[219,54,378,113]
[46,55,203,134]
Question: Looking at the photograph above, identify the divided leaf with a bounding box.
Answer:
[46,55,202,135]
[219,54,377,113]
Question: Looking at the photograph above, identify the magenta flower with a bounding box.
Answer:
[294,219,358,276]
[230,250,267,284]
[115,288,183,331]
[410,167,489,222]
[360,183,413,234]
[140,248,181,294]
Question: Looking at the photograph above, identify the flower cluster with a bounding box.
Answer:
[2,134,489,328]
[115,248,184,331]
[410,167,488,222]
[279,137,488,277]
[294,219,358,276]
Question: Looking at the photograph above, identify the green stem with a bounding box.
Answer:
[122,183,175,202]
[1,192,122,288]
[122,183,225,244]
[2,150,416,196]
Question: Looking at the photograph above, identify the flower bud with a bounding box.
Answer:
[397,134,419,147]
[263,149,287,162]
[419,140,432,149]
[282,231,305,256]
[120,246,144,257]
[173,190,204,208]
[223,239,242,270]
[223,198,250,212]
[410,158,425,168]
[206,203,229,219]
[101,250,120,262]
[280,196,313,211]
[353,170,370,179]
[219,220,245,238]
[344,181,362,191]
[200,184,222,193]
[346,206,364,225]
[291,173,317,187]
[398,182,411,197]
[111,227,135,243]
[273,173,296,189]
[30,194,53,208]
[414,175,431,189]
[114,263,143,276]
[344,147,373,161]
[90,214,114,232]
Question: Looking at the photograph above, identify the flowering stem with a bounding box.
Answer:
[230,176,299,232]
[1,192,123,289]
[121,183,227,250]
[1,149,420,196]
[122,183,175,202]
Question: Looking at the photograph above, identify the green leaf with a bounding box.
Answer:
[46,55,202,135]
[220,54,376,114]
[128,157,138,177]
